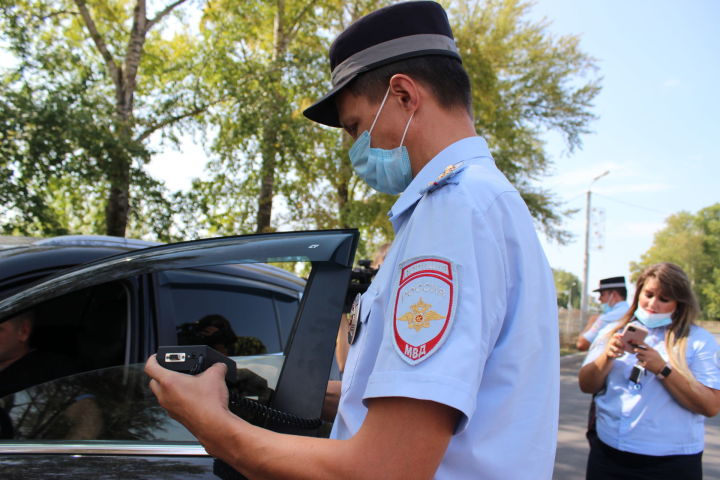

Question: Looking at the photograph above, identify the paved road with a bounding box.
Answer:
[554,353,720,479]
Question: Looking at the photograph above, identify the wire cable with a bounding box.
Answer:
[592,193,669,216]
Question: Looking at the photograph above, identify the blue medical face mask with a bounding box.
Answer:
[634,307,674,328]
[348,87,414,194]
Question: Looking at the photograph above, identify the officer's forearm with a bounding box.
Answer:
[659,372,720,417]
[196,396,455,480]
[578,356,612,394]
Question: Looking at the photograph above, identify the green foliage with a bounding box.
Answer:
[0,72,128,236]
[448,0,600,242]
[0,0,209,237]
[177,0,598,257]
[630,203,720,320]
[552,268,581,309]
[1,0,599,258]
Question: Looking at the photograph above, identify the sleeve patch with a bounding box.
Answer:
[392,257,459,365]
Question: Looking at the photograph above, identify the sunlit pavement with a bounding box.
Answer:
[554,347,720,480]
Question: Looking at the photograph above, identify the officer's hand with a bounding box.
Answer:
[145,354,230,429]
[633,343,664,374]
[604,333,624,359]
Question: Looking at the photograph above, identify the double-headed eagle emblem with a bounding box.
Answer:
[397,298,445,332]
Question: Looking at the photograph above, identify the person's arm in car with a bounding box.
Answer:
[321,380,341,421]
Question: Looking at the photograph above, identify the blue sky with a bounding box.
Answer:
[523,0,720,298]
[148,0,720,299]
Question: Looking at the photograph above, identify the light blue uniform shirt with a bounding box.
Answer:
[582,300,630,343]
[332,137,559,479]
[584,322,720,455]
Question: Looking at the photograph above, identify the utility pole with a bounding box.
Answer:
[580,170,609,326]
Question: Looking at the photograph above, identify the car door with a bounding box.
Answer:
[0,229,358,480]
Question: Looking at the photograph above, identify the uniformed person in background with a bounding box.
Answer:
[145,2,559,478]
[576,276,630,351]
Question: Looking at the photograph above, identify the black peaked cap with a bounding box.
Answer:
[303,1,461,127]
[593,276,627,292]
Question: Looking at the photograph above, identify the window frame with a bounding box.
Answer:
[0,230,358,455]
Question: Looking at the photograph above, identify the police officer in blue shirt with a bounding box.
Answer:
[577,276,631,351]
[579,263,720,480]
[145,2,559,478]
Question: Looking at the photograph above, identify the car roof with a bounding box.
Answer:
[0,235,305,299]
[0,244,137,296]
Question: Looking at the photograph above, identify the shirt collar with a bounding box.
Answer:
[611,300,629,311]
[388,136,492,223]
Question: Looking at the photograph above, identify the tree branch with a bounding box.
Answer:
[121,0,149,118]
[73,0,121,90]
[135,104,213,143]
[147,0,190,31]
[285,0,316,47]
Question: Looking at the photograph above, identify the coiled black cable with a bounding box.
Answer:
[228,389,322,430]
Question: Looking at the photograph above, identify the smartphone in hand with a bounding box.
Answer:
[620,323,648,353]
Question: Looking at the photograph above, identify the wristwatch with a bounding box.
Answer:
[656,363,672,380]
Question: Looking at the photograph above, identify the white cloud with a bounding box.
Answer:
[663,78,680,88]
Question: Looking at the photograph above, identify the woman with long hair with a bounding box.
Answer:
[579,262,720,479]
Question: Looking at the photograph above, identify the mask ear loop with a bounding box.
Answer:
[369,86,392,134]
[399,111,414,147]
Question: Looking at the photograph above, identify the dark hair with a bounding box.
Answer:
[346,56,472,116]
[609,287,627,300]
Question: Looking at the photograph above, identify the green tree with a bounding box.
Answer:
[173,0,397,259]
[630,203,720,319]
[450,0,600,242]
[179,0,599,257]
[2,0,600,255]
[553,268,581,309]
[0,0,210,238]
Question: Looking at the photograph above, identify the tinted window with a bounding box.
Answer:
[158,268,300,354]
[0,281,129,399]
[0,356,284,442]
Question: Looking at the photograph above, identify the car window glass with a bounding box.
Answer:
[158,263,304,355]
[0,356,284,442]
[0,281,129,400]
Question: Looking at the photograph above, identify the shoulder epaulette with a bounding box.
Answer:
[419,162,467,196]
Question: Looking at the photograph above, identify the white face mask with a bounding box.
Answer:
[634,307,674,328]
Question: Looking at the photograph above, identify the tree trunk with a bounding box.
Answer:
[105,149,131,236]
[76,0,188,237]
[256,127,278,234]
[254,0,289,234]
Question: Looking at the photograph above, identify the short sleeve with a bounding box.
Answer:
[363,184,507,432]
[582,324,614,366]
[688,327,720,389]
[582,317,604,343]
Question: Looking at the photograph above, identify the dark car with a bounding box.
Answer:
[0,230,358,479]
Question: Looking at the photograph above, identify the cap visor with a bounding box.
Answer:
[303,78,354,127]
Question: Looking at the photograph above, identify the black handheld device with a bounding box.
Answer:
[157,345,238,384]
[155,345,322,431]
